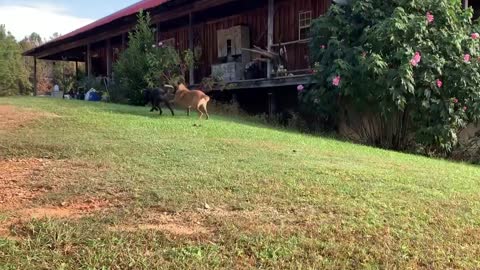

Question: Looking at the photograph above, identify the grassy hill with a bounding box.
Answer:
[1,97,479,269]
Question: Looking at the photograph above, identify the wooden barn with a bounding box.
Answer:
[23,0,331,114]
[23,0,477,114]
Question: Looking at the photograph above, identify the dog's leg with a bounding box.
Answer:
[187,107,191,116]
[201,103,209,120]
[197,108,204,120]
[165,102,175,116]
[158,106,163,115]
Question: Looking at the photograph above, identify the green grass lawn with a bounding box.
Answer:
[1,97,480,269]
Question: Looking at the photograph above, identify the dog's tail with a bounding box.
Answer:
[203,94,210,103]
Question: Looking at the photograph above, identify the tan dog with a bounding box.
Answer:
[174,83,210,120]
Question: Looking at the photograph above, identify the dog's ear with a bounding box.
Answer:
[178,83,190,91]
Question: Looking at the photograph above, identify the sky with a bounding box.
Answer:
[0,0,138,41]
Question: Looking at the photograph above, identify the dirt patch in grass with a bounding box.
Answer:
[0,105,57,131]
[0,158,114,240]
[17,197,112,220]
[0,158,52,211]
[109,206,310,238]
[110,211,211,237]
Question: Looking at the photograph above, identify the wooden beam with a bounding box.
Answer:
[122,33,127,51]
[106,38,112,78]
[225,74,312,90]
[36,25,132,59]
[189,13,195,85]
[192,74,313,91]
[151,0,238,24]
[75,61,79,79]
[464,0,469,9]
[268,92,276,117]
[156,23,161,44]
[267,0,274,79]
[33,57,37,96]
[86,44,92,78]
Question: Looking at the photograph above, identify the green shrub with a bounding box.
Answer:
[112,11,193,105]
[0,25,30,96]
[112,11,154,105]
[305,0,480,155]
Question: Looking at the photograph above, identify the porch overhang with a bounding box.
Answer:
[22,0,239,60]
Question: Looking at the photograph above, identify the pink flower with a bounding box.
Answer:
[436,79,443,88]
[321,45,326,49]
[464,54,471,63]
[453,98,459,104]
[463,106,468,111]
[297,85,305,92]
[410,52,421,66]
[472,33,480,40]
[426,12,434,24]
[413,52,421,63]
[332,76,341,87]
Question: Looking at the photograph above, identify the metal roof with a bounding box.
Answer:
[55,0,170,43]
[24,0,171,56]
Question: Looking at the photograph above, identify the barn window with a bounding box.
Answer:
[299,11,313,40]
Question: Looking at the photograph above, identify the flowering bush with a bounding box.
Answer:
[304,0,480,154]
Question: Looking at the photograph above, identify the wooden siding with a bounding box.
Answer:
[275,0,330,71]
[159,0,330,81]
[87,0,331,80]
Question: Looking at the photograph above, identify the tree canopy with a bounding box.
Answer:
[0,25,30,96]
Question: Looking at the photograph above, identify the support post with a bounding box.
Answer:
[156,23,161,44]
[106,38,112,78]
[87,44,92,78]
[33,57,37,96]
[268,92,276,117]
[267,0,274,79]
[121,33,127,51]
[464,0,469,9]
[75,61,79,79]
[188,13,195,85]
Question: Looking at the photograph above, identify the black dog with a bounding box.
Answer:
[143,88,175,116]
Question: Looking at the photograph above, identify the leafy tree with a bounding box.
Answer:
[0,25,30,96]
[305,0,480,155]
[19,33,53,95]
[147,45,193,87]
[113,11,158,104]
[113,11,193,105]
[52,62,76,93]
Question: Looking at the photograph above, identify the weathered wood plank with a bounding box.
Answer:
[195,74,313,91]
[106,39,112,77]
[87,44,92,78]
[267,0,274,79]
[33,57,37,96]
[189,13,195,84]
